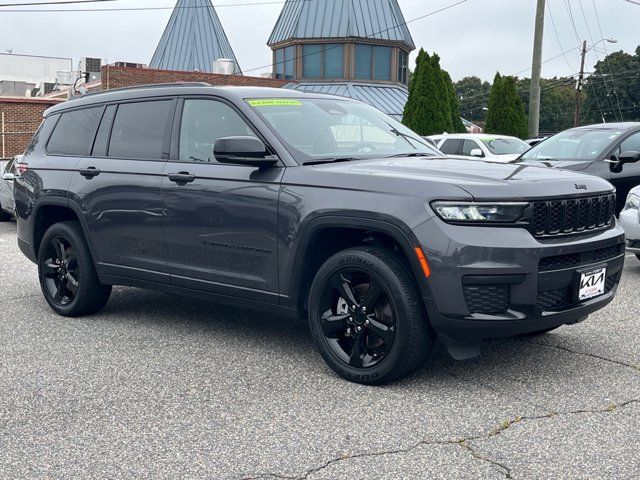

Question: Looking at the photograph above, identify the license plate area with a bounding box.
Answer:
[576,266,607,302]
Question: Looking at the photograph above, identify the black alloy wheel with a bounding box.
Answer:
[319,269,396,369]
[38,221,112,317]
[309,247,434,385]
[41,235,80,307]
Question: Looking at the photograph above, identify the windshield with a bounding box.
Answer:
[520,129,624,162]
[481,137,530,155]
[246,97,440,163]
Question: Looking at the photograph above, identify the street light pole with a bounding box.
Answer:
[574,37,617,127]
[528,0,546,138]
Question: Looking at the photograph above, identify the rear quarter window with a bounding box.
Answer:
[46,106,103,156]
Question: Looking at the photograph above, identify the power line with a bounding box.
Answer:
[0,0,113,6]
[0,0,293,12]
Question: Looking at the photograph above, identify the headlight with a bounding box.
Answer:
[431,202,528,223]
[624,193,640,210]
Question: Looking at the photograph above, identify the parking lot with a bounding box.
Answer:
[0,219,639,479]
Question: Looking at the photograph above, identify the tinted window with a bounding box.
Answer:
[302,44,322,78]
[179,100,256,163]
[481,137,529,155]
[108,101,172,159]
[355,44,373,79]
[47,106,103,156]
[373,46,392,81]
[439,139,463,155]
[92,104,116,157]
[522,128,624,162]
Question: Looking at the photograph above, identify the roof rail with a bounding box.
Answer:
[83,82,212,97]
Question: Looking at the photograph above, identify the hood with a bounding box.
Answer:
[303,156,614,200]
[517,159,594,172]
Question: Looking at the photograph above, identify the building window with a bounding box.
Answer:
[275,46,296,80]
[355,44,392,81]
[302,44,344,79]
[398,50,409,84]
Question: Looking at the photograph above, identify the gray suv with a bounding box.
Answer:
[14,84,625,384]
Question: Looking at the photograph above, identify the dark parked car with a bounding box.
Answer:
[518,123,640,212]
[14,85,625,384]
[0,156,18,220]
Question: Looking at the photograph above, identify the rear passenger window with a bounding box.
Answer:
[108,100,172,160]
[439,139,462,155]
[47,107,103,156]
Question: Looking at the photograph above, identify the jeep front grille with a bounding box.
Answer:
[531,194,616,237]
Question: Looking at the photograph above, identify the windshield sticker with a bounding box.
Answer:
[247,99,302,107]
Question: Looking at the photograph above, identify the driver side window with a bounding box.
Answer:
[179,99,257,163]
[614,132,640,158]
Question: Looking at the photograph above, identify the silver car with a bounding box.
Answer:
[619,185,640,260]
[0,155,18,220]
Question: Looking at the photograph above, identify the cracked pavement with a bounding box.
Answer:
[1,221,639,479]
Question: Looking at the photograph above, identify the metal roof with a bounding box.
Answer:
[286,82,409,121]
[150,0,242,74]
[268,0,415,50]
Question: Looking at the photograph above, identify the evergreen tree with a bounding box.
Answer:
[443,71,466,133]
[403,49,454,135]
[485,72,528,138]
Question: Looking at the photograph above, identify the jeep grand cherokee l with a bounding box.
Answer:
[14,84,625,384]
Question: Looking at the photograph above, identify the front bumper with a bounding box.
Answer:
[414,217,625,342]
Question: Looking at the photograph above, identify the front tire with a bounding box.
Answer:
[308,247,434,385]
[38,221,112,317]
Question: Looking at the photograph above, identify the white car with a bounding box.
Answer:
[619,186,640,261]
[428,134,531,163]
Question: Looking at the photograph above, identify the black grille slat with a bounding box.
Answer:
[539,243,623,271]
[536,274,618,311]
[531,194,615,238]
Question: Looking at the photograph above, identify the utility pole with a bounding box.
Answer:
[574,40,587,127]
[528,0,545,139]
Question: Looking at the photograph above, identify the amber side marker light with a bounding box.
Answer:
[414,247,431,278]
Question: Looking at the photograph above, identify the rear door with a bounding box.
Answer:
[161,97,282,303]
[68,98,176,284]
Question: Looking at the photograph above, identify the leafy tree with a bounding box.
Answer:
[403,49,463,135]
[582,46,640,124]
[485,72,528,138]
[516,77,575,134]
[456,76,492,123]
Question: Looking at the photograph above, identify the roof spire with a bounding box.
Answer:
[268,0,415,51]
[150,0,242,74]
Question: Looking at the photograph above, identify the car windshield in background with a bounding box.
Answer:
[520,129,624,162]
[481,137,530,155]
[246,98,440,163]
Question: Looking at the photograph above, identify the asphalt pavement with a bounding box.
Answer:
[1,220,639,479]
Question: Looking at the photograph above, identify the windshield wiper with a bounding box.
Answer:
[305,157,363,166]
[384,152,434,159]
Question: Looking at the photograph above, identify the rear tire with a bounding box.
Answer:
[38,221,111,317]
[308,247,434,385]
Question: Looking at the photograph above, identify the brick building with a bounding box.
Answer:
[0,97,62,159]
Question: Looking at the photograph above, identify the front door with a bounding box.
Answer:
[161,97,282,303]
[69,99,176,284]
[609,131,640,212]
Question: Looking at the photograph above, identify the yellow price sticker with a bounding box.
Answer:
[247,99,302,107]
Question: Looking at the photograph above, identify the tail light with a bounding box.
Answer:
[16,162,28,175]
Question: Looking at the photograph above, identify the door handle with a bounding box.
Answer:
[168,172,195,184]
[79,167,100,178]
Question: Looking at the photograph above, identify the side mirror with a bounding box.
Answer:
[469,148,484,157]
[214,136,277,168]
[608,150,640,173]
[2,172,14,181]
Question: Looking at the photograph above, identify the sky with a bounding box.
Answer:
[0,0,637,82]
